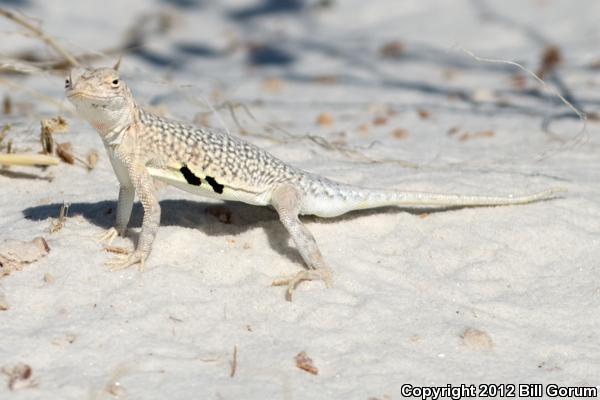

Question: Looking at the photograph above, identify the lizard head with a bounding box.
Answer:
[65,62,136,136]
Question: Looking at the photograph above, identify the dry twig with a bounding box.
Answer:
[50,202,70,233]
[294,351,318,375]
[0,153,59,166]
[229,345,238,378]
[0,8,79,67]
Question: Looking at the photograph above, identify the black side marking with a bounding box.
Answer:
[205,176,224,194]
[180,164,202,186]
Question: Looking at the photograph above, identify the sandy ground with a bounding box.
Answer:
[0,0,599,399]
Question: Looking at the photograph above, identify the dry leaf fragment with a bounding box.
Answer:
[538,45,562,78]
[316,112,334,127]
[474,130,495,138]
[0,237,50,278]
[461,327,494,351]
[447,126,460,136]
[56,142,75,164]
[417,109,431,119]
[43,273,55,284]
[44,116,69,133]
[2,363,36,391]
[380,40,405,58]
[295,351,318,375]
[86,149,99,171]
[52,333,76,347]
[391,128,409,140]
[372,116,388,126]
[458,132,470,142]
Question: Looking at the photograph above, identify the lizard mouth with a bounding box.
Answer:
[66,90,119,103]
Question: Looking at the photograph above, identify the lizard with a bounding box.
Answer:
[65,62,565,300]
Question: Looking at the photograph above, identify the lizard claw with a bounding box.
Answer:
[272,268,333,302]
[97,227,119,244]
[106,250,146,272]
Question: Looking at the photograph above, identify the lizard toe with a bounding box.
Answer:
[97,227,119,244]
[272,268,333,301]
[106,250,145,272]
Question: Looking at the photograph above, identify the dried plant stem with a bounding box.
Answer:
[0,77,73,113]
[0,8,79,67]
[0,153,59,166]
[229,345,237,378]
[458,46,587,160]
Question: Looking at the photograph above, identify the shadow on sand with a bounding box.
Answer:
[22,199,428,264]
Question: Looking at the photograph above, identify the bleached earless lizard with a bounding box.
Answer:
[65,63,565,299]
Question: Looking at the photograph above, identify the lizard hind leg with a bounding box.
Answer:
[270,184,333,301]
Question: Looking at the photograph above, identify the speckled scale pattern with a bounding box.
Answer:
[137,109,312,191]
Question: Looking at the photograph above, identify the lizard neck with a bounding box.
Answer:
[93,102,141,147]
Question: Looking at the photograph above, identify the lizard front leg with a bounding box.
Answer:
[99,185,135,244]
[106,160,160,271]
[270,184,333,300]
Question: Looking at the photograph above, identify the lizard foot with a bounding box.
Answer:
[97,227,120,244]
[272,268,333,302]
[105,250,145,272]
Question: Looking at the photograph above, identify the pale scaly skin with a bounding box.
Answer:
[66,64,566,300]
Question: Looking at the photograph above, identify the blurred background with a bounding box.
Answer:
[0,0,598,170]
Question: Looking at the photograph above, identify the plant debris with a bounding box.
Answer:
[417,109,431,119]
[295,351,318,375]
[86,149,99,171]
[229,345,238,378]
[460,327,494,351]
[372,116,388,126]
[0,237,50,278]
[316,112,334,127]
[56,142,75,164]
[50,202,70,233]
[1,363,37,391]
[379,40,405,58]
[457,130,496,142]
[391,128,409,140]
[0,153,59,166]
[40,116,69,155]
[538,45,562,78]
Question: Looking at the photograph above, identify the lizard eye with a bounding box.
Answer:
[111,79,119,87]
[64,78,70,88]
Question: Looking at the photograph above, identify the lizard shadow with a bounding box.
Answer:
[22,199,449,265]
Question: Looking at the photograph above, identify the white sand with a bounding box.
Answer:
[1,0,599,398]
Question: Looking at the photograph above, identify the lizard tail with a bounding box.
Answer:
[299,178,566,217]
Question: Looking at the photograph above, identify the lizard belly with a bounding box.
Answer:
[147,166,271,206]
[104,145,133,187]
